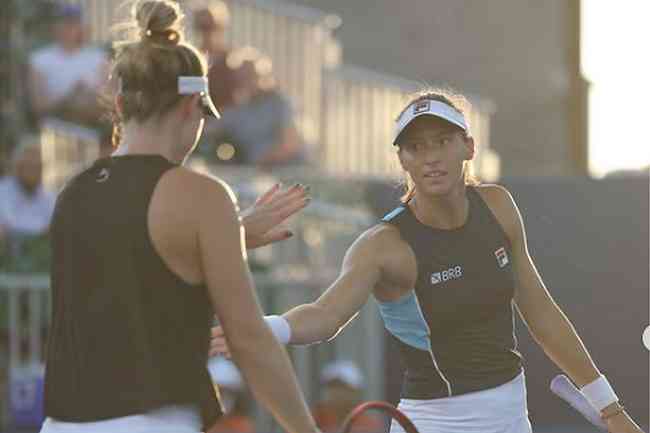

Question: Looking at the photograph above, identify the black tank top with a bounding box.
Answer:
[44,155,221,429]
[379,186,523,399]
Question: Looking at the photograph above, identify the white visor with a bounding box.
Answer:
[393,100,467,145]
[178,76,220,118]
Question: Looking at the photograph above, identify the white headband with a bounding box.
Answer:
[178,76,220,118]
[117,76,220,117]
[393,100,467,145]
[178,76,209,95]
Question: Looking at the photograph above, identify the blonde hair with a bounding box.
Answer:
[108,0,208,144]
[398,88,479,203]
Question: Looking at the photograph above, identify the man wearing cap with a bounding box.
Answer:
[28,3,109,128]
[206,358,255,433]
[188,0,237,112]
[0,139,55,269]
[313,361,382,433]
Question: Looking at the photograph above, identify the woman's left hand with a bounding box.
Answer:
[605,411,646,433]
[240,183,310,249]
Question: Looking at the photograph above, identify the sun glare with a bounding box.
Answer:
[582,0,650,177]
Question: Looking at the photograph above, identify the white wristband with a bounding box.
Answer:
[580,375,618,412]
[264,315,292,344]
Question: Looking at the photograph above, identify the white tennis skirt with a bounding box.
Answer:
[39,404,202,433]
[391,372,532,433]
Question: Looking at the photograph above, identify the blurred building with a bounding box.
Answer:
[291,0,588,177]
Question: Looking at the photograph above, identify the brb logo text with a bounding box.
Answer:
[431,266,463,285]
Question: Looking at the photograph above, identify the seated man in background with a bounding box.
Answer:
[205,47,306,168]
[0,139,55,272]
[313,361,384,433]
[27,3,109,130]
[190,0,238,113]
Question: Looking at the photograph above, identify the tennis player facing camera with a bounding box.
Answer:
[212,90,645,433]
[40,1,319,433]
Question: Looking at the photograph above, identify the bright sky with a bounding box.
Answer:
[582,1,650,177]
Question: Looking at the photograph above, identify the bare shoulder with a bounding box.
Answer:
[474,183,523,241]
[474,183,514,204]
[352,223,409,256]
[158,167,238,215]
[349,223,417,291]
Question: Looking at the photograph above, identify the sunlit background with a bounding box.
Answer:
[583,0,650,177]
[0,1,647,432]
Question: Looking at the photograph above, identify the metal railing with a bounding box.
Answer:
[57,0,497,179]
[0,198,382,433]
[61,0,342,154]
[0,273,50,430]
[1,159,384,430]
[188,162,385,410]
[226,0,341,149]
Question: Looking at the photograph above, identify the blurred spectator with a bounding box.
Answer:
[0,104,12,177]
[1,1,16,175]
[206,47,305,167]
[313,360,383,433]
[0,138,55,272]
[190,0,238,112]
[206,357,255,433]
[27,3,109,130]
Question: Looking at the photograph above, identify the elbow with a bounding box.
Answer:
[324,322,341,341]
[307,302,344,341]
[527,314,566,347]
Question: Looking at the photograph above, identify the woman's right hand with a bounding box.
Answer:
[209,325,231,358]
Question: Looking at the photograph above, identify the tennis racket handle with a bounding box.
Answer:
[550,374,608,431]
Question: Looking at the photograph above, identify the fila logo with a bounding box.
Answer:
[431,266,463,285]
[413,100,430,115]
[495,247,509,268]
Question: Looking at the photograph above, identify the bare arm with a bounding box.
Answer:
[482,185,601,385]
[283,226,390,344]
[208,225,410,357]
[198,178,317,433]
[482,186,644,432]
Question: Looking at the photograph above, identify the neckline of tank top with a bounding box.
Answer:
[404,191,475,234]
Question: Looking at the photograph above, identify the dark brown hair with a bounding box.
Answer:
[397,88,479,203]
[108,0,208,145]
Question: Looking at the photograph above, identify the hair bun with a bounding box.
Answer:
[136,0,183,44]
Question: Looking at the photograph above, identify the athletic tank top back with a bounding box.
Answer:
[379,187,523,399]
[44,155,221,429]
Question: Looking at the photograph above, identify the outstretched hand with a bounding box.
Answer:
[240,183,310,249]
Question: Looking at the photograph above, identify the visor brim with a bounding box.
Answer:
[200,93,220,118]
[179,76,220,118]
